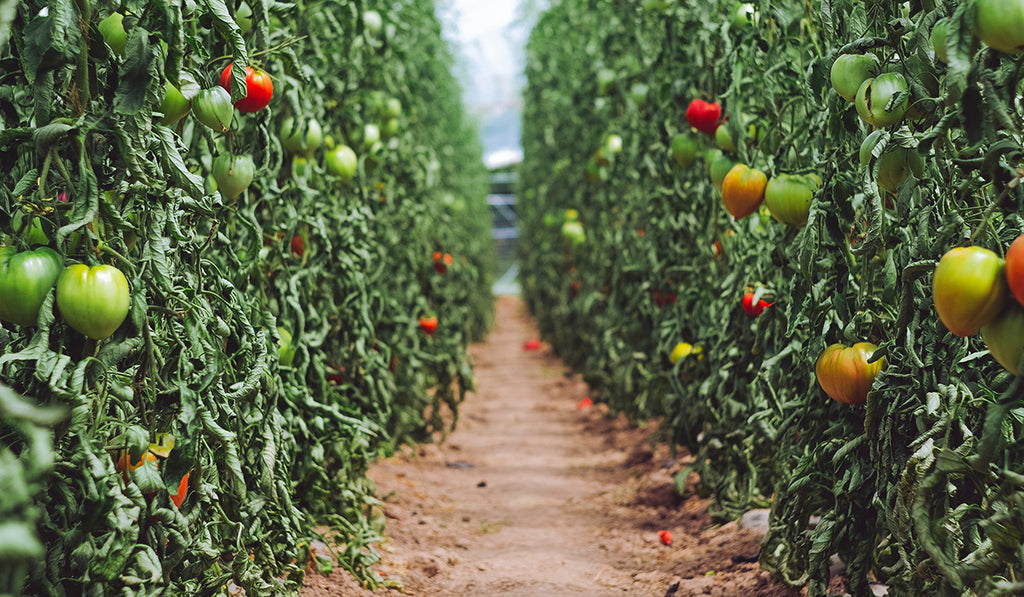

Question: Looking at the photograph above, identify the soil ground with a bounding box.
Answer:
[301,297,804,597]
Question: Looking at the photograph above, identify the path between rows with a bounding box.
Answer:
[302,297,802,597]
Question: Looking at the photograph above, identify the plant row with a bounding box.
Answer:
[519,0,1022,595]
[0,0,493,595]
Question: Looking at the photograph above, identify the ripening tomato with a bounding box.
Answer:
[418,316,438,335]
[721,164,767,219]
[219,64,273,113]
[982,303,1024,375]
[975,0,1024,54]
[816,342,886,404]
[686,99,721,134]
[855,73,909,128]
[0,247,63,327]
[116,449,158,482]
[830,54,878,102]
[933,246,1008,336]
[1006,234,1024,307]
[290,235,305,257]
[763,173,821,227]
[56,264,131,340]
[741,292,773,317]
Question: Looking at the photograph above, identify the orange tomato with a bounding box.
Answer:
[170,472,190,508]
[816,342,886,405]
[721,164,768,219]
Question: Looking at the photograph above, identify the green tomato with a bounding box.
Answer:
[561,221,585,247]
[542,213,560,228]
[715,126,737,153]
[630,82,649,106]
[982,304,1024,374]
[708,153,735,189]
[730,3,757,30]
[362,123,381,150]
[158,82,190,125]
[212,154,255,201]
[603,134,623,155]
[56,264,130,340]
[192,87,234,133]
[0,247,63,327]
[597,68,616,95]
[382,117,400,138]
[278,327,296,366]
[235,1,253,34]
[931,18,949,63]
[830,54,879,102]
[363,10,383,35]
[280,117,324,155]
[325,145,358,180]
[564,208,579,221]
[875,147,921,194]
[670,134,697,168]
[855,73,909,128]
[933,246,1008,337]
[975,0,1024,54]
[764,173,822,227]
[98,13,128,57]
[383,98,402,119]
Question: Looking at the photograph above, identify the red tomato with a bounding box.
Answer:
[721,164,767,219]
[219,64,273,113]
[290,235,304,257]
[576,397,593,409]
[686,99,721,134]
[523,339,542,351]
[418,316,438,335]
[1006,234,1024,307]
[170,472,190,508]
[658,530,672,546]
[741,292,773,317]
[816,343,887,405]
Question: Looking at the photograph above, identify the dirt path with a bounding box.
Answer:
[302,297,802,597]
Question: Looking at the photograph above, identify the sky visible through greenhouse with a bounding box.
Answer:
[439,0,546,168]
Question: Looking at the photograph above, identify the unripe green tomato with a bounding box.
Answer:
[362,123,381,149]
[875,147,920,194]
[764,173,821,227]
[280,118,324,155]
[158,82,190,125]
[56,264,131,340]
[730,3,757,30]
[931,18,949,63]
[715,126,737,153]
[561,221,585,247]
[382,117,400,138]
[235,1,253,34]
[192,87,234,133]
[855,73,909,128]
[982,304,1024,375]
[384,98,402,119]
[630,82,649,106]
[325,145,358,180]
[212,154,255,201]
[597,68,616,95]
[830,54,879,102]
[278,327,296,366]
[604,134,623,155]
[671,134,698,168]
[98,13,128,57]
[363,10,383,35]
[0,247,63,327]
[709,154,735,189]
[975,0,1024,54]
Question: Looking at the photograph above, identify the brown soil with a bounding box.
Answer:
[301,297,803,597]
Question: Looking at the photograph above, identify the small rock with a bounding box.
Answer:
[870,583,888,596]
[738,509,770,532]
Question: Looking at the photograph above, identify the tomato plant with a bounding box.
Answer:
[192,87,233,133]
[975,0,1024,54]
[982,304,1024,375]
[1006,234,1024,307]
[218,64,273,113]
[816,343,886,405]
[721,164,767,219]
[763,173,821,227]
[933,247,1008,337]
[0,247,63,327]
[212,154,255,201]
[686,99,721,134]
[55,264,131,340]
[830,54,878,102]
[855,73,909,128]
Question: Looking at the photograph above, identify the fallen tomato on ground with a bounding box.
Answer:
[576,397,593,409]
[523,339,542,351]
[658,530,672,546]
